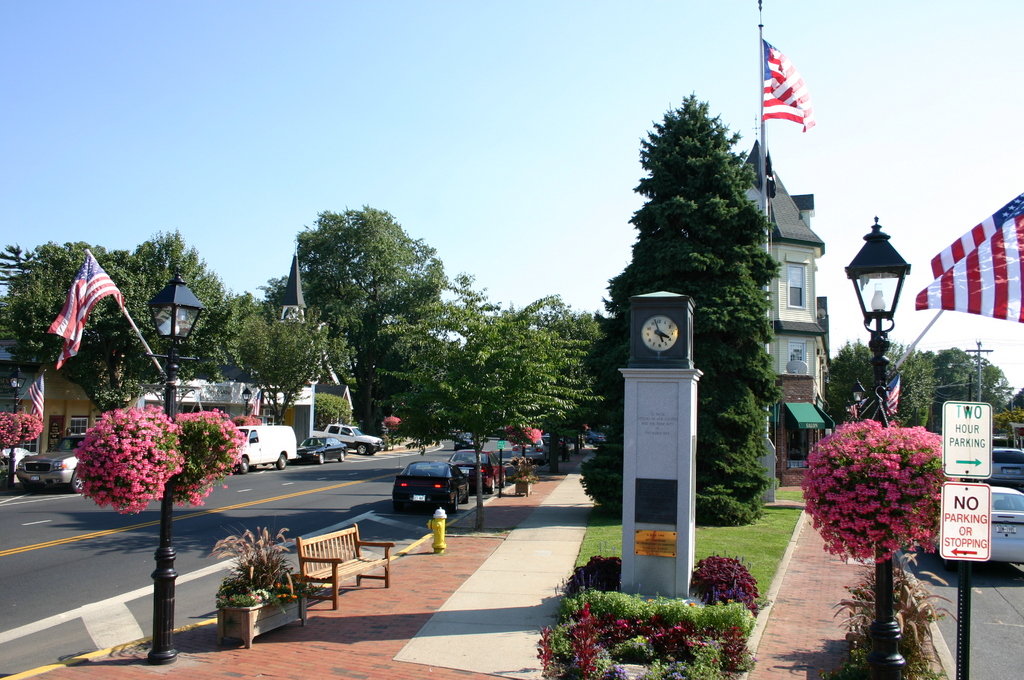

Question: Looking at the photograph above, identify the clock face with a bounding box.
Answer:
[641,314,679,352]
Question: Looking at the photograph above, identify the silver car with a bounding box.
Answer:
[991,448,1024,491]
[991,486,1024,564]
[15,435,86,493]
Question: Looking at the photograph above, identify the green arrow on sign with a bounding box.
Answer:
[955,458,982,467]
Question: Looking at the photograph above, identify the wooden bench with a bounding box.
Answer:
[295,524,394,610]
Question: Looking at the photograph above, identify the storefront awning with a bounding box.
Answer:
[784,402,835,430]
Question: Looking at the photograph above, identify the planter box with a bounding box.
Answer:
[515,481,533,497]
[217,598,306,648]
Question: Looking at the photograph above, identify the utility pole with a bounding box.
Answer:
[965,341,993,402]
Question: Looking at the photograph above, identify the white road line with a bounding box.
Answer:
[0,560,232,646]
[21,520,52,526]
[235,488,253,493]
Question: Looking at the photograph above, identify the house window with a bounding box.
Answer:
[69,416,89,435]
[787,264,805,308]
[788,341,806,364]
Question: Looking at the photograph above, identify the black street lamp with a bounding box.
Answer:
[241,386,253,416]
[5,367,26,488]
[146,272,204,665]
[845,218,911,680]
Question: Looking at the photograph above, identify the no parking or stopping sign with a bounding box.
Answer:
[939,482,991,561]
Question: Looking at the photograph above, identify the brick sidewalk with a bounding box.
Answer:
[747,512,864,680]
[16,460,583,680]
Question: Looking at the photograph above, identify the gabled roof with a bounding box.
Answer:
[747,141,824,251]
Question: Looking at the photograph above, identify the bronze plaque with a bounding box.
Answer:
[634,478,677,524]
[634,530,678,557]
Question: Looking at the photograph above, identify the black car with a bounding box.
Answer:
[296,436,346,464]
[392,461,469,513]
[991,448,1024,490]
[452,433,474,451]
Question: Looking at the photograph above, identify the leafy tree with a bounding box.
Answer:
[2,234,232,410]
[393,277,588,530]
[231,309,339,423]
[928,347,1011,425]
[314,392,352,429]
[588,96,779,526]
[298,207,447,434]
[825,342,934,428]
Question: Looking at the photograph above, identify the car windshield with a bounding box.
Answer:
[300,438,325,447]
[993,492,1024,512]
[350,427,365,436]
[55,437,84,452]
[994,449,1024,464]
[402,462,449,477]
[450,452,477,464]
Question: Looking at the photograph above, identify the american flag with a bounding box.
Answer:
[47,250,124,368]
[763,40,815,132]
[886,374,901,417]
[27,374,44,416]
[251,389,262,417]
[915,192,1024,321]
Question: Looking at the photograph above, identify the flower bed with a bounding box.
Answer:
[540,589,755,679]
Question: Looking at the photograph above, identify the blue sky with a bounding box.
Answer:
[4,1,1024,392]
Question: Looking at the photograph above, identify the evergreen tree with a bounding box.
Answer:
[588,96,779,525]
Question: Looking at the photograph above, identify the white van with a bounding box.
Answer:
[235,426,298,473]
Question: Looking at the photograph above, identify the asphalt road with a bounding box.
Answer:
[0,445,462,676]
[911,552,1024,679]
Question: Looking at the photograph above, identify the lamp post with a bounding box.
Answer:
[845,218,911,680]
[5,367,26,488]
[242,386,253,416]
[146,272,204,666]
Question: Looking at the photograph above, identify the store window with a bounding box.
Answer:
[69,416,89,435]
[787,428,808,468]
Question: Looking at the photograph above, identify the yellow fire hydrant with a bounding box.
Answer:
[427,507,447,554]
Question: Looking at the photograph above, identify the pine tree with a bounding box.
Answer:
[589,96,779,525]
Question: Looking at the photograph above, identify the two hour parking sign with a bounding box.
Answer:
[941,401,992,478]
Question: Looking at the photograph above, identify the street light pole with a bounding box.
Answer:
[6,367,25,488]
[146,272,204,666]
[845,218,911,680]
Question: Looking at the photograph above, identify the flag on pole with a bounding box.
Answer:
[251,389,262,417]
[886,374,901,416]
[47,250,125,368]
[763,40,816,132]
[27,374,44,416]
[915,192,1024,321]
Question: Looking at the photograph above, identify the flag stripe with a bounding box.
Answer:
[928,192,1024,277]
[27,375,44,416]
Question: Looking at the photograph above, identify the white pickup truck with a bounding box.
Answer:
[312,424,383,455]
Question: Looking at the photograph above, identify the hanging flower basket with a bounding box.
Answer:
[76,407,181,514]
[173,410,245,505]
[802,420,943,561]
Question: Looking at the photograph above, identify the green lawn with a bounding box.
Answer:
[576,504,803,594]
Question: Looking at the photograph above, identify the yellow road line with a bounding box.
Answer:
[0,473,396,558]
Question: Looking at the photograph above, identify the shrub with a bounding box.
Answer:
[580,443,623,515]
[563,556,621,596]
[690,556,760,614]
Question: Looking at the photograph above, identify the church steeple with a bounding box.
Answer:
[281,253,306,321]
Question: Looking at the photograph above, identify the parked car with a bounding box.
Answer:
[991,448,1024,490]
[235,425,298,473]
[585,431,607,445]
[452,433,474,451]
[989,486,1024,564]
[448,450,505,493]
[313,423,384,455]
[392,461,469,513]
[15,435,86,493]
[296,436,346,464]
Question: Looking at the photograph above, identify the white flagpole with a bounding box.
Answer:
[893,310,944,370]
[119,305,165,376]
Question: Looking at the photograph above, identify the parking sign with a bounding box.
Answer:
[939,482,991,561]
[941,401,992,478]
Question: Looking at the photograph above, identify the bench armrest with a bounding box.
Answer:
[357,540,394,557]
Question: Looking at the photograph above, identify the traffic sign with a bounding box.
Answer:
[941,401,992,478]
[939,482,991,561]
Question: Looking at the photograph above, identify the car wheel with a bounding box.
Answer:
[338,453,345,463]
[316,453,325,465]
[70,472,84,494]
[392,501,404,512]
[275,454,287,470]
[236,456,250,474]
[356,444,369,455]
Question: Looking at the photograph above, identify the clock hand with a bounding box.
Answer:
[655,328,671,340]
